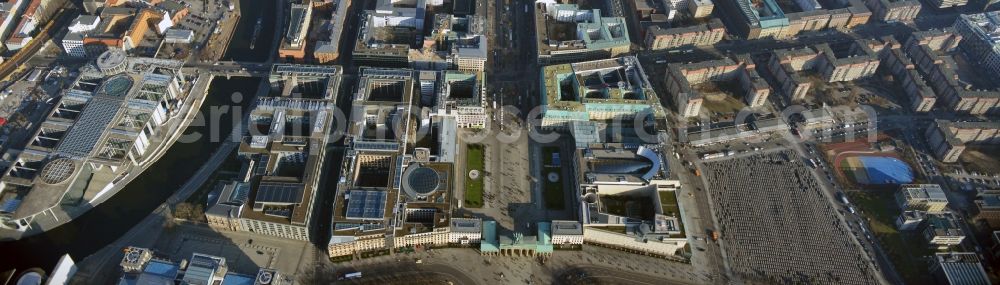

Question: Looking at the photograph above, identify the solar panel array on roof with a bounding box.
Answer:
[136,260,180,285]
[57,98,125,156]
[345,190,387,220]
[333,223,385,231]
[255,182,304,204]
[182,255,221,285]
[142,260,179,278]
[254,155,271,176]
[220,273,255,285]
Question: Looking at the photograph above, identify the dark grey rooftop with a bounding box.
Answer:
[254,181,305,204]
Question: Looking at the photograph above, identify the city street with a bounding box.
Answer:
[654,131,732,283]
[6,0,1000,283]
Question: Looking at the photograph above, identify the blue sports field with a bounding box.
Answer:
[858,156,913,185]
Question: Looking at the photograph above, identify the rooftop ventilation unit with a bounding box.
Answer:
[256,270,274,284]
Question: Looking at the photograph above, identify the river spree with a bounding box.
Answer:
[0,77,258,272]
[0,0,276,272]
[222,0,279,62]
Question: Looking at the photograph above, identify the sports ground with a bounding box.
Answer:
[841,156,913,185]
[821,137,914,187]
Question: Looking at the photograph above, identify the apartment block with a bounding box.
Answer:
[767,40,878,101]
[739,59,772,107]
[628,0,673,41]
[719,0,870,39]
[863,0,919,22]
[845,0,872,28]
[910,29,962,52]
[925,120,1000,163]
[645,18,726,50]
[905,37,1000,115]
[786,10,832,36]
[815,42,880,82]
[879,45,936,112]
[689,0,715,17]
[666,54,769,116]
[829,8,854,29]
[974,190,1000,228]
[677,92,704,117]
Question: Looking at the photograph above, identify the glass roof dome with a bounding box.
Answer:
[100,75,133,97]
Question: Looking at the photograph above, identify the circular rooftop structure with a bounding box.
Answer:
[402,165,442,198]
[96,48,128,75]
[100,75,134,97]
[39,158,75,185]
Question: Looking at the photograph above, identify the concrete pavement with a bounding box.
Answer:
[325,243,709,285]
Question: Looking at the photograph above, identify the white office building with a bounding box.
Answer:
[955,12,1000,81]
[62,15,101,57]
[447,218,482,244]
[924,213,967,247]
[550,220,583,245]
[163,28,193,44]
[896,184,950,213]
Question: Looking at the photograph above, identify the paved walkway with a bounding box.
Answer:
[320,245,708,285]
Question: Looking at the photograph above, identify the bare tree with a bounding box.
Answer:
[174,202,194,219]
[173,202,205,222]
